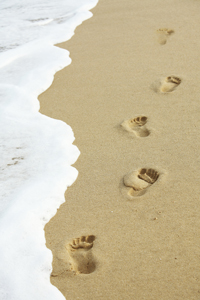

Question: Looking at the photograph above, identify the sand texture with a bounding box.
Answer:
[39,0,200,299]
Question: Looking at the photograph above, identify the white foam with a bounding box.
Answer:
[0,0,98,299]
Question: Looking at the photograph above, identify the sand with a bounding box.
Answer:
[39,0,200,299]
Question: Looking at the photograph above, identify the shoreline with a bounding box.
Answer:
[39,0,200,299]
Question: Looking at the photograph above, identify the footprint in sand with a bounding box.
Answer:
[160,76,181,93]
[121,116,150,137]
[152,76,181,93]
[67,235,96,274]
[157,28,174,45]
[124,168,159,197]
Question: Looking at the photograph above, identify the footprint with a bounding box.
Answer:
[121,116,150,137]
[152,76,181,93]
[160,76,181,93]
[124,168,159,197]
[157,28,174,45]
[66,235,96,274]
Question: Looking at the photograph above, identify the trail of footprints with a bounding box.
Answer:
[55,26,180,276]
[122,28,181,197]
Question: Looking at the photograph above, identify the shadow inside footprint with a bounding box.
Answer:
[67,235,96,274]
[124,168,159,197]
[157,28,174,45]
[121,116,150,137]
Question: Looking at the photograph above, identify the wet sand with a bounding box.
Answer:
[39,0,200,299]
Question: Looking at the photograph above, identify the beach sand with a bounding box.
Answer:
[39,0,200,299]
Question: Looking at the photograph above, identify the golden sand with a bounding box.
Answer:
[39,0,200,299]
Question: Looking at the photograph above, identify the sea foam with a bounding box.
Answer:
[0,0,98,299]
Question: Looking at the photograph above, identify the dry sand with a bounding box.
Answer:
[39,0,200,299]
